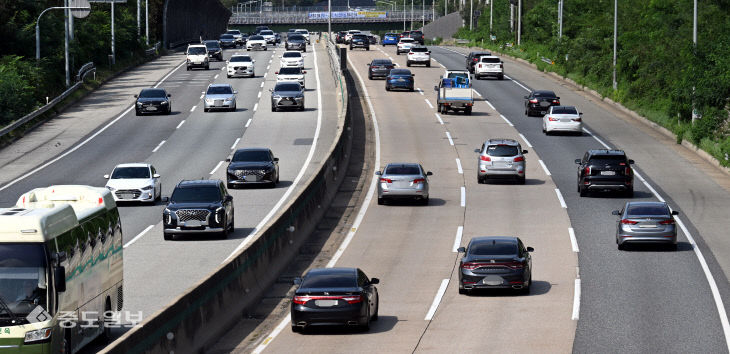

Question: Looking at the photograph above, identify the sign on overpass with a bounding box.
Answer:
[308,11,387,19]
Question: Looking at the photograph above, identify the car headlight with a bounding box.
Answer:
[273,95,281,99]
[215,207,224,224]
[160,101,168,105]
[205,98,213,103]
[136,102,143,106]
[106,186,115,191]
[164,209,173,224]
[24,328,52,344]
[141,185,154,191]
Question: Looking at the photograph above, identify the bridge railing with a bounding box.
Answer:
[229,7,435,24]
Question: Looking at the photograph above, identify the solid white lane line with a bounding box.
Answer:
[176,120,185,129]
[446,132,454,145]
[582,128,611,149]
[252,316,290,354]
[424,99,434,109]
[538,160,551,176]
[209,161,224,175]
[572,279,581,320]
[153,60,186,88]
[123,225,154,248]
[260,81,265,88]
[214,74,219,79]
[505,74,531,92]
[224,41,324,264]
[568,227,579,252]
[473,89,482,97]
[452,226,463,252]
[190,105,197,112]
[231,138,240,149]
[438,62,446,68]
[455,158,463,174]
[425,279,450,321]
[435,113,444,125]
[257,91,262,98]
[460,187,466,207]
[151,140,166,153]
[500,114,514,127]
[245,118,252,128]
[555,188,567,208]
[518,133,533,148]
[253,103,258,111]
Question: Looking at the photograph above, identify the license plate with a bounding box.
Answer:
[493,161,509,167]
[121,194,134,199]
[483,278,503,286]
[560,119,571,122]
[215,100,223,106]
[639,224,657,228]
[245,174,257,181]
[600,171,616,175]
[397,79,405,82]
[315,300,337,307]
[146,106,157,111]
[184,220,202,227]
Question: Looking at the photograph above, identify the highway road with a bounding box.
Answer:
[0,39,342,349]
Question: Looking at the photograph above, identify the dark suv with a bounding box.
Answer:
[575,150,635,197]
[162,179,234,240]
[226,148,279,188]
[466,51,491,73]
[203,40,223,61]
[350,34,370,50]
[409,30,424,44]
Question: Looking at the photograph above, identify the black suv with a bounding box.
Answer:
[203,40,223,61]
[466,51,491,73]
[350,34,370,50]
[162,179,234,240]
[409,30,424,44]
[575,150,634,197]
[524,90,560,116]
[226,148,279,188]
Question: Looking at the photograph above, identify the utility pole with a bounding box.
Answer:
[558,0,563,39]
[510,3,513,32]
[145,0,149,45]
[328,0,331,42]
[111,0,116,65]
[137,0,140,36]
[517,0,521,45]
[65,0,70,86]
[489,0,493,32]
[411,0,413,30]
[612,0,617,90]
[691,0,697,123]
[404,0,407,31]
[422,0,424,28]
[469,0,472,30]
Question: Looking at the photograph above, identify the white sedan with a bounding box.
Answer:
[542,105,583,135]
[280,51,305,69]
[104,163,161,203]
[246,35,268,51]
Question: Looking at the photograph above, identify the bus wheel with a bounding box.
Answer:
[102,298,112,342]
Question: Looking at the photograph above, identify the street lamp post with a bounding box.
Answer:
[558,0,563,39]
[692,0,697,123]
[410,0,413,31]
[469,0,472,30]
[36,5,90,87]
[517,0,521,45]
[612,0,617,90]
[404,0,407,31]
[489,0,493,32]
[145,0,149,45]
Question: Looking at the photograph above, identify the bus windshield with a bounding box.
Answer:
[0,244,48,319]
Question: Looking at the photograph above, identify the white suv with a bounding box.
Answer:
[474,55,504,80]
[276,67,306,88]
[407,46,431,67]
[295,29,311,43]
[396,38,416,55]
[280,51,305,69]
[186,44,209,70]
[104,163,161,203]
[227,54,255,78]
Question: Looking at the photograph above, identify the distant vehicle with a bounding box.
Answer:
[285,34,307,51]
[542,105,583,135]
[162,179,234,240]
[382,33,399,45]
[613,201,679,250]
[275,32,282,44]
[203,40,223,61]
[435,76,474,114]
[575,149,634,197]
[226,148,280,188]
[376,162,432,205]
[409,30,424,44]
[474,55,504,80]
[367,59,395,79]
[104,163,162,203]
[9,185,123,354]
[475,139,528,184]
[524,90,560,116]
[367,34,378,44]
[276,67,306,88]
[407,46,431,67]
[225,29,244,45]
[290,267,379,332]
[259,30,276,44]
[385,68,415,91]
[280,50,305,68]
[270,81,305,112]
[396,37,416,54]
[185,44,209,70]
[457,236,533,294]
[219,34,237,48]
[401,30,411,39]
[466,51,491,73]
[246,35,268,51]
[295,29,311,43]
[203,84,237,112]
[255,25,270,34]
[349,34,370,50]
[345,30,361,43]
[134,87,171,115]
[335,31,347,43]
[227,54,255,78]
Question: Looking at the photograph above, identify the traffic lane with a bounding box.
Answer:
[430,46,727,352]
[261,47,465,353]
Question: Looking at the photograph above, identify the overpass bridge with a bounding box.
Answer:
[228,5,436,25]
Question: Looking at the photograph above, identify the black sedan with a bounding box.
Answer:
[350,34,370,50]
[226,148,279,188]
[457,236,533,295]
[291,267,379,332]
[219,34,237,48]
[285,34,307,52]
[134,88,171,116]
[203,40,223,61]
[524,90,560,116]
[367,59,395,79]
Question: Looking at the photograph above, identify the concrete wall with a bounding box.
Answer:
[423,12,463,40]
[163,0,231,48]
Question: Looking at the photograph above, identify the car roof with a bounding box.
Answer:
[469,236,519,244]
[283,50,302,54]
[306,267,356,277]
[485,138,520,146]
[231,54,252,58]
[234,147,270,152]
[481,55,500,59]
[208,83,232,88]
[625,201,668,207]
[587,149,626,156]
[188,44,206,48]
[385,162,420,168]
[177,179,221,187]
[203,40,219,44]
[532,90,557,96]
[114,163,150,168]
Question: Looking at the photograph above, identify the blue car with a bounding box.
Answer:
[385,69,414,91]
[382,33,399,46]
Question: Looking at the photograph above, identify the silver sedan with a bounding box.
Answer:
[203,84,237,112]
[376,163,432,205]
[613,201,679,250]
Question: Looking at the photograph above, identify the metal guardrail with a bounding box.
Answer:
[145,42,161,56]
[0,63,96,139]
[230,10,434,24]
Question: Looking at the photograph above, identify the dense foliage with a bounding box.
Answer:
[453,0,730,164]
[0,0,164,127]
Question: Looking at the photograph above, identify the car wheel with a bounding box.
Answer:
[377,197,384,205]
[579,186,587,197]
[135,109,140,116]
[421,196,429,206]
[543,126,547,134]
[464,107,472,115]
[220,220,229,239]
[409,87,414,92]
[396,51,399,55]
[299,105,305,111]
[227,74,231,78]
[231,104,236,112]
[229,215,235,232]
[205,65,210,70]
[302,47,306,52]
[499,74,504,80]
[458,287,470,295]
[167,106,172,115]
[204,108,209,112]
[406,61,411,67]
[427,62,431,67]
[385,85,390,91]
[520,278,532,295]
[271,105,276,112]
[247,48,250,51]
[518,176,526,184]
[360,306,371,332]
[163,233,172,241]
[371,296,379,320]
[186,67,190,71]
[617,242,625,251]
[350,46,353,50]
[227,183,234,189]
[291,325,303,333]
[525,109,530,116]
[624,187,634,198]
[368,73,373,80]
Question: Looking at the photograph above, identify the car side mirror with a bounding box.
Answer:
[153,174,160,178]
[103,174,110,179]
[293,277,302,285]
[167,94,172,97]
[579,112,583,115]
[302,71,307,73]
[522,150,528,154]
[370,278,380,284]
[557,96,561,99]
[574,159,581,164]
[225,158,231,162]
[411,74,415,77]
[269,89,274,92]
[225,195,233,202]
[367,63,371,66]
[253,60,256,62]
[162,196,169,203]
[434,86,438,91]
[226,60,229,64]
[628,159,635,164]
[457,246,466,253]
[134,94,138,98]
[374,171,382,176]
[524,96,529,99]
[275,71,279,74]
[274,157,279,161]
[426,171,433,176]
[526,247,534,252]
[234,91,238,94]
[611,210,621,216]
[427,51,431,54]
[672,210,679,216]
[474,148,481,153]
[54,266,66,293]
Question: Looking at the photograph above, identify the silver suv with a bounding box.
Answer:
[475,139,528,184]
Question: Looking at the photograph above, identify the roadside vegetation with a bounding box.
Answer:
[451,0,730,166]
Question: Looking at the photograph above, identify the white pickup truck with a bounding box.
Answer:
[434,76,474,115]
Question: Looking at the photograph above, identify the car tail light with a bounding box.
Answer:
[500,63,504,69]
[621,219,638,225]
[292,295,310,304]
[478,64,482,68]
[553,100,560,104]
[659,219,675,225]
[584,166,591,175]
[624,167,632,175]
[412,178,425,184]
[380,178,393,183]
[529,99,538,103]
[472,58,478,62]
[461,262,480,270]
[513,156,524,162]
[548,116,559,121]
[572,117,582,122]
[480,155,491,161]
[293,295,362,304]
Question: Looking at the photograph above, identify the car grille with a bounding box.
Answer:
[115,190,141,199]
[234,169,267,179]
[175,209,210,222]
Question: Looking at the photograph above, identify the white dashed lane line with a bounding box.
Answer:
[152,140,166,153]
[460,186,466,207]
[424,99,434,109]
[452,226,464,252]
[435,113,444,125]
[258,91,262,98]
[253,103,258,111]
[445,131,454,145]
[176,120,185,129]
[260,82,265,88]
[209,161,224,175]
[214,74,219,79]
[572,279,581,320]
[568,227,579,252]
[455,158,463,174]
[555,188,567,208]
[231,138,240,149]
[190,105,197,112]
[425,279,450,321]
[245,118,252,128]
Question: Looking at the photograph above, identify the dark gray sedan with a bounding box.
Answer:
[219,34,237,48]
[457,236,533,295]
[376,163,432,205]
[613,201,679,250]
[367,59,395,79]
[285,34,307,52]
[270,82,305,112]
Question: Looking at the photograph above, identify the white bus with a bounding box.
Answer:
[0,185,123,353]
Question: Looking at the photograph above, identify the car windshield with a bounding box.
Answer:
[0,244,48,317]
[372,60,392,66]
[400,39,415,43]
[470,241,518,256]
[533,91,557,98]
[275,83,301,92]
[385,165,420,175]
[385,33,396,37]
[230,56,252,62]
[187,47,206,55]
[279,67,301,75]
[171,186,221,203]
[283,52,301,58]
[481,57,501,63]
[204,42,220,49]
[627,204,670,216]
[296,30,308,34]
[390,69,411,76]
[111,167,150,179]
[447,72,469,79]
[138,89,166,98]
[207,86,233,95]
[233,150,270,162]
[260,30,274,35]
[226,30,240,35]
[353,35,367,39]
[249,35,264,40]
[486,145,519,157]
[289,34,305,40]
[220,35,234,39]
[301,273,356,288]
[589,155,627,164]
[411,47,428,52]
[553,106,578,114]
